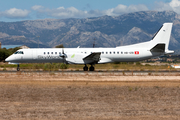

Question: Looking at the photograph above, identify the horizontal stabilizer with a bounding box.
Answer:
[150,44,165,52]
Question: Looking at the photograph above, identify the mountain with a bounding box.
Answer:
[0,10,180,53]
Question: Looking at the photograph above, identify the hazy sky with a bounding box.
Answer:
[0,0,179,22]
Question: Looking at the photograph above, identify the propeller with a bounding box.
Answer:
[60,48,67,64]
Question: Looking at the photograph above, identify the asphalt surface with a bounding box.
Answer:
[0,69,180,78]
[0,69,180,73]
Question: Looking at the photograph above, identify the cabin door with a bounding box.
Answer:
[33,50,37,60]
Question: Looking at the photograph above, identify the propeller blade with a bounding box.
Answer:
[61,48,66,64]
[62,48,64,54]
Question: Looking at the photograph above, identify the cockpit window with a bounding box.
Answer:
[14,51,24,54]
[19,51,24,54]
[14,51,19,54]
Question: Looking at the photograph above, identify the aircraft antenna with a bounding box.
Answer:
[93,38,96,48]
[37,36,40,48]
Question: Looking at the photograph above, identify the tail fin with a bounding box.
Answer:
[150,23,173,53]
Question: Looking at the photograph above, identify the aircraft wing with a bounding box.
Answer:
[83,52,101,63]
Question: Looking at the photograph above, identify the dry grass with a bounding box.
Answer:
[0,62,176,71]
[0,72,180,119]
[69,63,172,71]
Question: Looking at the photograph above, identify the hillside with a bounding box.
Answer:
[0,10,180,52]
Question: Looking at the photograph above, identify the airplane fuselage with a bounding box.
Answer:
[6,47,162,64]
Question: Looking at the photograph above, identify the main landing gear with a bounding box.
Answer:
[83,64,88,71]
[17,64,20,71]
[89,65,95,71]
[83,64,95,71]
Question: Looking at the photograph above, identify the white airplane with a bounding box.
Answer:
[5,23,174,71]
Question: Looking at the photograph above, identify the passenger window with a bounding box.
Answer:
[117,52,119,54]
[113,52,115,54]
[106,52,108,54]
[59,52,61,54]
[48,52,49,54]
[110,52,111,54]
[121,52,123,54]
[102,52,104,54]
[51,52,53,54]
[55,52,57,54]
[44,52,46,54]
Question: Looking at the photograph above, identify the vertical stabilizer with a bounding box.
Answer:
[150,23,173,51]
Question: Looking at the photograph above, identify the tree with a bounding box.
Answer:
[0,49,11,61]
[0,47,21,62]
[55,44,64,48]
[8,47,20,54]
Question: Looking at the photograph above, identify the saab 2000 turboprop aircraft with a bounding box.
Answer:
[5,23,174,71]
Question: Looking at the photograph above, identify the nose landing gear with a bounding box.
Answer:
[17,64,20,71]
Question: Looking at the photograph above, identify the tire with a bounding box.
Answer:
[17,67,20,71]
[83,66,88,71]
[89,66,94,71]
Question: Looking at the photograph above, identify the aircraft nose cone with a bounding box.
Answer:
[5,57,10,62]
[5,56,12,62]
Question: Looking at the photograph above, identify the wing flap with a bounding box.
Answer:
[83,52,101,62]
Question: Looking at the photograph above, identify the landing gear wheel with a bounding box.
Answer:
[17,64,20,71]
[89,66,95,71]
[83,65,88,71]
